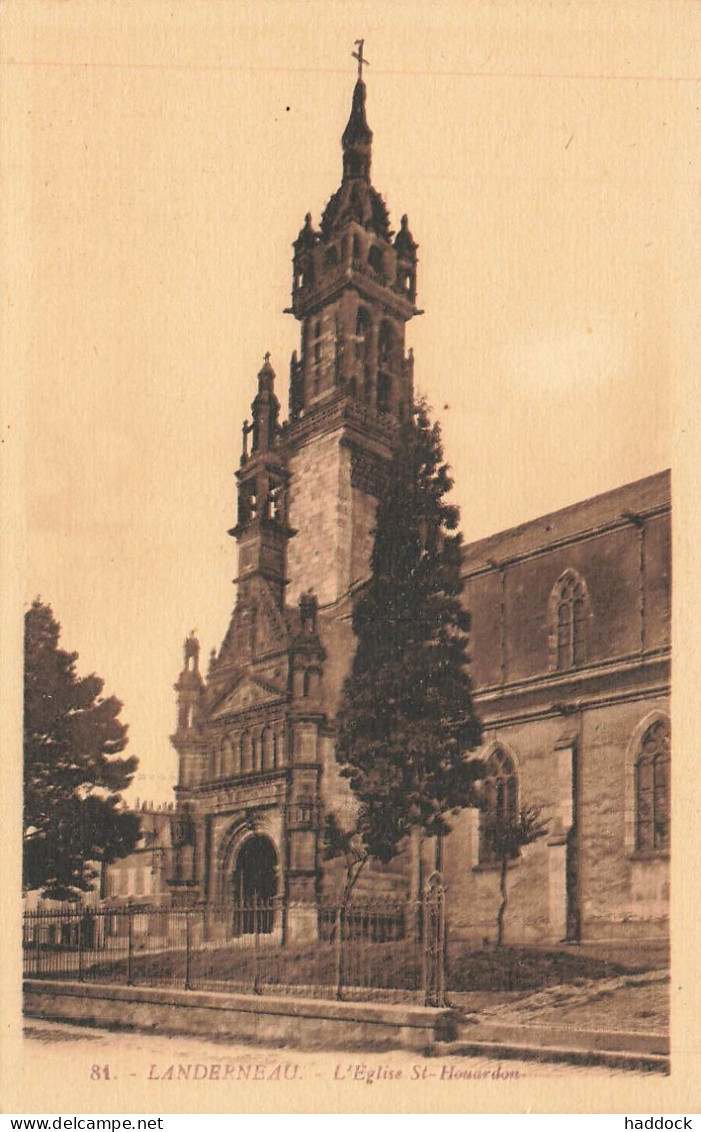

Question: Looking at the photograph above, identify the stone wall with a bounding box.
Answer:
[286,429,346,606]
[24,981,456,1051]
[440,472,671,944]
[286,429,379,607]
[442,692,670,944]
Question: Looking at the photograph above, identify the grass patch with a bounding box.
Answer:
[77,938,666,996]
[88,939,423,993]
[446,946,632,992]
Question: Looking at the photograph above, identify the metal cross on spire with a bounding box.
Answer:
[352,39,369,80]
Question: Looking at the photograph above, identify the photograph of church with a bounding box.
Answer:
[19,2,688,1091]
[167,64,671,949]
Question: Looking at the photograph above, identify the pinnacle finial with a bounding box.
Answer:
[352,39,369,80]
[264,351,271,364]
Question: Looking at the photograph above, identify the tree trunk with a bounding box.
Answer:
[335,855,367,1000]
[496,853,508,948]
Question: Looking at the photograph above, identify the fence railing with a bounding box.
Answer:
[23,883,447,1006]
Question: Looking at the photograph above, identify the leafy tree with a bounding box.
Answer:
[482,804,550,947]
[333,399,483,879]
[23,599,141,899]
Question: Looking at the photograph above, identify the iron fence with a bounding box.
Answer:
[23,882,447,1006]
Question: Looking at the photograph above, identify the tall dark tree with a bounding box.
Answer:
[334,399,483,871]
[23,599,141,899]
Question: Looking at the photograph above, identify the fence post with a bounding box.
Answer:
[423,871,447,1008]
[78,915,84,983]
[184,910,192,991]
[335,905,345,1001]
[35,916,43,978]
[126,905,134,987]
[253,896,261,996]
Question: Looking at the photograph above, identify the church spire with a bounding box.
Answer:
[342,44,372,183]
[288,49,417,426]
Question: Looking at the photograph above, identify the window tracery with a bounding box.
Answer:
[479,747,519,865]
[635,720,670,852]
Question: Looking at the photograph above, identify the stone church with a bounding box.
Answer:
[169,67,671,947]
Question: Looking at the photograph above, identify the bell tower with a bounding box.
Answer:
[285,63,419,605]
[230,355,294,611]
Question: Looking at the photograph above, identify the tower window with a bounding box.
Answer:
[377,372,391,413]
[368,245,383,275]
[479,747,519,866]
[378,321,395,370]
[334,317,343,384]
[635,720,670,852]
[355,307,370,362]
[549,570,589,670]
[378,321,395,413]
[239,483,258,524]
[267,481,284,522]
[312,320,322,395]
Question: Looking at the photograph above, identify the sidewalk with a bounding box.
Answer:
[445,969,669,1072]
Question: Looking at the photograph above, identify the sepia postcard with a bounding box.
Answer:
[1,0,699,1117]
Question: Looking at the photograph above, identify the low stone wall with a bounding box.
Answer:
[24,980,457,1052]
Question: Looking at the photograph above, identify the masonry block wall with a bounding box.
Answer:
[286,431,347,606]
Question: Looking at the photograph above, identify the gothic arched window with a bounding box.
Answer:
[635,720,670,852]
[479,747,519,865]
[549,570,589,670]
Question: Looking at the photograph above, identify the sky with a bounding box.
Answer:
[7,0,696,802]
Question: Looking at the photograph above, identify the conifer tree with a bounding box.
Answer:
[334,400,482,869]
[23,599,141,899]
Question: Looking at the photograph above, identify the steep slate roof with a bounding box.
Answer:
[461,469,671,575]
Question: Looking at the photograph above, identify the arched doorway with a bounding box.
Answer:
[232,834,277,935]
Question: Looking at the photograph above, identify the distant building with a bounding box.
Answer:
[101,802,175,907]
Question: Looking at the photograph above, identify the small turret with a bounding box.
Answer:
[174,632,204,734]
[249,353,280,457]
[394,215,418,302]
[290,592,325,704]
[341,77,373,183]
[230,355,295,609]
